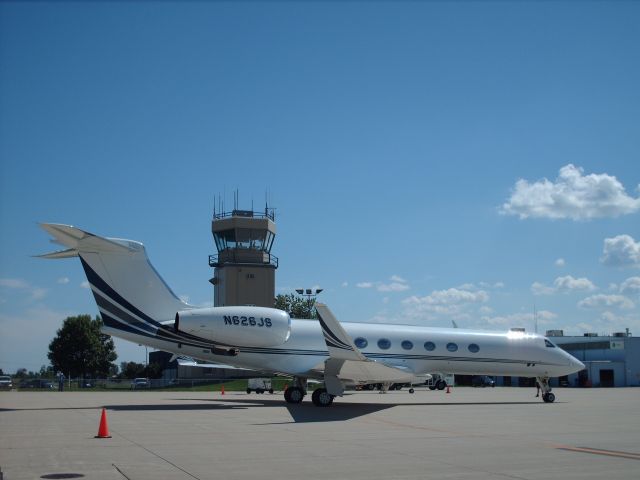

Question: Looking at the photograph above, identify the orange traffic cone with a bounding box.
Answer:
[221,384,225,395]
[446,384,451,394]
[95,408,112,438]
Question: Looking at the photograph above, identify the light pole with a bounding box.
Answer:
[295,288,323,318]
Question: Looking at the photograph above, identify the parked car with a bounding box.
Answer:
[0,375,13,390]
[131,378,151,389]
[19,379,54,389]
[472,375,496,387]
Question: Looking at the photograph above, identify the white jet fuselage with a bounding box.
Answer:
[104,317,582,381]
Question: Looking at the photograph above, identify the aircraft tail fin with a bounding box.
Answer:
[39,223,188,327]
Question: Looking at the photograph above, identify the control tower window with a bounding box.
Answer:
[214,229,274,252]
[214,230,235,251]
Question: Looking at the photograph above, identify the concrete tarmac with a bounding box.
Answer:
[1,387,638,480]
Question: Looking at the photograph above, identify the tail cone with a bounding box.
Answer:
[95,408,112,438]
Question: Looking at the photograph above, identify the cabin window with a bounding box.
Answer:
[424,341,436,351]
[446,342,458,352]
[354,337,368,349]
[468,343,480,353]
[544,339,556,348]
[401,340,413,350]
[377,338,391,350]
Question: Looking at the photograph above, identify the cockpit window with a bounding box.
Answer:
[544,339,556,348]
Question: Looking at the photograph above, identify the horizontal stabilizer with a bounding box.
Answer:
[36,248,78,259]
[37,223,139,258]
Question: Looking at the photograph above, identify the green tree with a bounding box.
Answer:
[48,315,117,377]
[119,361,162,379]
[274,293,318,319]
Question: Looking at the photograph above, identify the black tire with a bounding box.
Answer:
[429,385,437,391]
[285,386,304,404]
[246,388,251,394]
[409,388,415,394]
[312,388,334,407]
[269,389,274,394]
[256,389,264,394]
[543,392,556,403]
[436,380,446,391]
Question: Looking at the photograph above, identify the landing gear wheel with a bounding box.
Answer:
[436,380,446,391]
[284,386,304,404]
[542,392,555,403]
[409,388,415,394]
[312,388,334,407]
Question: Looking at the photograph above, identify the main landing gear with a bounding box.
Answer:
[536,376,555,403]
[311,388,334,407]
[283,377,336,407]
[283,377,307,404]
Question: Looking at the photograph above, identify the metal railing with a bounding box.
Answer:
[212,209,275,221]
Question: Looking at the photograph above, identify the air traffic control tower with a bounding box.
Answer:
[209,205,277,307]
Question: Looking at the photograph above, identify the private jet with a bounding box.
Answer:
[39,224,585,407]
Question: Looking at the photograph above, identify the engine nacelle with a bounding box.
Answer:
[175,306,291,348]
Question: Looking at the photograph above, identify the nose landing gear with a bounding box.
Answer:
[536,377,555,403]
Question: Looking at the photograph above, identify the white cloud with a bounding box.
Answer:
[0,278,30,289]
[601,234,640,268]
[482,310,557,328]
[571,312,640,336]
[501,164,640,220]
[56,277,70,285]
[403,288,489,318]
[463,282,504,290]
[531,275,596,295]
[619,277,640,296]
[531,282,556,296]
[377,281,410,292]
[357,276,410,292]
[0,278,47,301]
[554,275,596,293]
[341,281,349,288]
[555,258,566,267]
[578,294,635,310]
[80,281,91,289]
[378,275,409,292]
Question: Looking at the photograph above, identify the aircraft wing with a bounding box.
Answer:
[173,355,255,371]
[315,303,414,389]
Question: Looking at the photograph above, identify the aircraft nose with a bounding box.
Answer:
[573,358,585,371]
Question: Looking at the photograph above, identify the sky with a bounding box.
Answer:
[1,1,639,374]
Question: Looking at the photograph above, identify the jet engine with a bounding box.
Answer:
[174,306,291,348]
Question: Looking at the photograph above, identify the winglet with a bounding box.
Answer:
[315,303,367,361]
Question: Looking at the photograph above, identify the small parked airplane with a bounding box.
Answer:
[39,223,585,407]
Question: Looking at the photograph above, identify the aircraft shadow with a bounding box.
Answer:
[0,398,552,422]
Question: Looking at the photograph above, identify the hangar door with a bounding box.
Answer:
[600,369,614,388]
